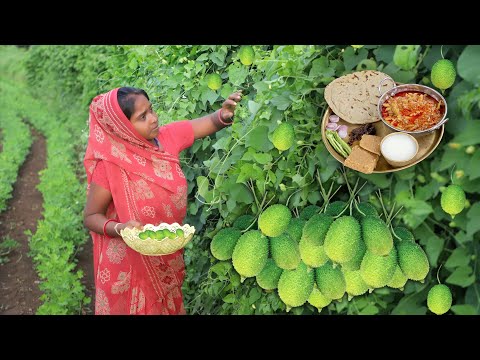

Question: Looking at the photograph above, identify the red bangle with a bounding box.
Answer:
[217,109,233,126]
[103,219,118,238]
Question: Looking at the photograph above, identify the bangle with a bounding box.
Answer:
[217,109,233,126]
[114,222,123,236]
[103,219,118,239]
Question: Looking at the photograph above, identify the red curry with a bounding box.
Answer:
[381,91,444,131]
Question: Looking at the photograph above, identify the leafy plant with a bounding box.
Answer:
[0,236,20,265]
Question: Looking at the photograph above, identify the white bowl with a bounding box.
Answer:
[380,132,419,167]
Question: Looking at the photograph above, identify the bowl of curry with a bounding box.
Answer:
[377,81,448,136]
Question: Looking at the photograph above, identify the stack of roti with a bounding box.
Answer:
[324,70,395,124]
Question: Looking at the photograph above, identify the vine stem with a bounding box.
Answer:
[426,216,457,239]
[389,205,404,225]
[353,197,365,216]
[195,119,258,205]
[436,263,443,284]
[340,166,353,195]
[263,191,276,209]
[450,164,456,185]
[376,189,389,221]
[329,169,367,218]
[208,114,258,178]
[440,45,445,59]
[167,91,186,113]
[414,45,431,72]
[248,179,260,210]
[315,169,343,212]
[285,178,315,208]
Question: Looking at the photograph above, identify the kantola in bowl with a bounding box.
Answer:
[120,222,195,256]
[377,81,448,135]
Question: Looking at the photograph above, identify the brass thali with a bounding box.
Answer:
[321,107,444,173]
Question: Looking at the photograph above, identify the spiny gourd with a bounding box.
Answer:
[324,216,362,264]
[175,229,185,237]
[232,230,268,279]
[277,262,314,309]
[238,45,255,66]
[387,265,408,290]
[440,184,466,219]
[396,240,429,281]
[341,238,366,271]
[256,258,283,290]
[353,202,379,221]
[361,216,393,256]
[271,123,295,151]
[427,284,452,315]
[392,226,415,243]
[360,247,397,289]
[285,218,306,243]
[299,241,329,268]
[210,227,242,260]
[222,200,431,312]
[342,269,369,299]
[300,213,333,246]
[315,262,346,300]
[139,228,179,240]
[431,59,456,90]
[270,234,301,270]
[233,214,257,231]
[258,204,292,237]
[138,230,154,240]
[299,205,321,221]
[207,73,222,90]
[324,201,348,217]
[307,285,332,312]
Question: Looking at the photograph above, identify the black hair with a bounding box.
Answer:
[117,87,149,120]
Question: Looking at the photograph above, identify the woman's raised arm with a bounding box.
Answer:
[190,91,242,140]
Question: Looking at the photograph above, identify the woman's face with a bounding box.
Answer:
[129,95,159,141]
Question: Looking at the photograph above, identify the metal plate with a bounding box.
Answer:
[321,106,444,173]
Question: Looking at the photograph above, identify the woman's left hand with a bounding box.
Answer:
[221,91,243,122]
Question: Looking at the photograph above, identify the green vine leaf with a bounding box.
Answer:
[457,45,480,85]
[445,247,471,269]
[245,126,273,152]
[467,203,480,237]
[227,63,249,86]
[446,266,475,287]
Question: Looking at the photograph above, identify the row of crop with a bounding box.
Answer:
[22,93,90,314]
[0,44,33,212]
[0,46,90,314]
[0,80,32,213]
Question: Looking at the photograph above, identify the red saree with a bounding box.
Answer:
[83,88,194,315]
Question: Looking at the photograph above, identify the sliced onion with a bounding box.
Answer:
[329,114,340,122]
[326,122,339,131]
[337,125,348,138]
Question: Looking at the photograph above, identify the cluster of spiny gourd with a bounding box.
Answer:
[138,228,184,241]
[210,201,430,312]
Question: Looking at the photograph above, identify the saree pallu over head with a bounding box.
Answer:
[84,88,188,315]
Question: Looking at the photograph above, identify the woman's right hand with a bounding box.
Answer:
[119,219,144,231]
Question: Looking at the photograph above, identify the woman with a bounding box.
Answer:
[83,87,241,314]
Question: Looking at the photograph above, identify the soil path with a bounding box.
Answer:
[77,233,95,315]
